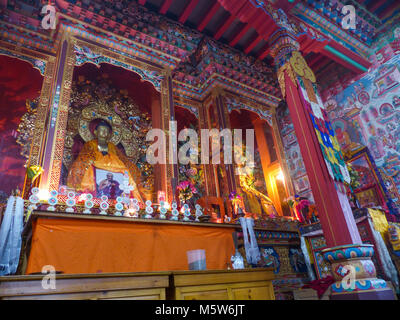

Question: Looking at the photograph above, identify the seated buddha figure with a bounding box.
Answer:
[67,120,143,202]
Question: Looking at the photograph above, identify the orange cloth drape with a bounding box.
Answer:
[26,217,236,274]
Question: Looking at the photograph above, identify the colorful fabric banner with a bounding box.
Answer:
[299,81,351,184]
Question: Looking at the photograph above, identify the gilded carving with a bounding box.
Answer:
[289,51,316,83]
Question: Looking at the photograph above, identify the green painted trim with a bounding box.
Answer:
[324,45,368,72]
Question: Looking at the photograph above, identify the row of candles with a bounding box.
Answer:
[28,187,207,222]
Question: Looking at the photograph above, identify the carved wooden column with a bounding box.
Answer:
[199,97,217,197]
[39,33,76,192]
[216,90,238,196]
[151,93,166,202]
[161,70,178,202]
[22,55,56,197]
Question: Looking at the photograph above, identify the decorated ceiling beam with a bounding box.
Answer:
[322,39,371,72]
[172,36,280,104]
[292,1,371,56]
[197,1,220,31]
[179,0,200,24]
[2,0,283,107]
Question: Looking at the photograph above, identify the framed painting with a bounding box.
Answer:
[94,168,125,199]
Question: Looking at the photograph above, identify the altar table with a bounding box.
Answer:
[24,212,236,275]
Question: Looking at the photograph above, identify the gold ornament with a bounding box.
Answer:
[277,62,298,98]
[289,51,316,83]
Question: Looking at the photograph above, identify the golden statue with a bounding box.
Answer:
[67,120,144,202]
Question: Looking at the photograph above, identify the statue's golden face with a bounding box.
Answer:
[95,125,111,141]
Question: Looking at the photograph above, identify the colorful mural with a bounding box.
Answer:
[326,53,400,210]
[322,22,400,213]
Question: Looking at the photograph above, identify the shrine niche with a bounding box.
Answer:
[174,104,205,208]
[228,104,291,219]
[60,62,156,201]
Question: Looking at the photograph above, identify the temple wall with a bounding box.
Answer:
[321,21,400,211]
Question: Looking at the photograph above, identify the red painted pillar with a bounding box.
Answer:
[269,29,394,299]
[269,31,361,247]
[284,74,361,246]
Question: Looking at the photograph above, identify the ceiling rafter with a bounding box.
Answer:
[229,23,251,47]
[214,14,237,40]
[244,35,263,54]
[257,47,270,61]
[368,0,388,14]
[214,2,247,40]
[379,2,400,20]
[179,0,200,24]
[159,0,174,15]
[197,1,221,31]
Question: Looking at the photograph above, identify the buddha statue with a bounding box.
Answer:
[67,120,144,202]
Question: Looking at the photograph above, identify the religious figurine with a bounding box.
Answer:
[159,200,167,220]
[124,198,140,218]
[28,187,40,211]
[144,200,153,219]
[47,190,58,211]
[66,191,76,213]
[83,193,94,214]
[115,197,124,216]
[67,120,143,202]
[170,201,179,221]
[194,204,203,222]
[182,204,191,221]
[120,172,134,204]
[231,250,245,270]
[99,195,109,215]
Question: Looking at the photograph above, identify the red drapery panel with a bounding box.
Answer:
[26,217,236,274]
